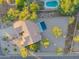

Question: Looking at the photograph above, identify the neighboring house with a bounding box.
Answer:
[13,20,41,46]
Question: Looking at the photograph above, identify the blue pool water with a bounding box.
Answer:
[40,21,47,31]
[46,1,58,7]
[37,21,47,32]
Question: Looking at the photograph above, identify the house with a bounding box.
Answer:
[13,20,41,46]
[0,20,41,55]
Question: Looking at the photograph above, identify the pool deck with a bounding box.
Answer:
[39,17,68,53]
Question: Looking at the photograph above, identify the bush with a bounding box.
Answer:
[73,35,79,42]
[25,41,40,52]
[40,38,50,48]
[3,47,9,55]
[2,36,8,41]
[55,48,63,55]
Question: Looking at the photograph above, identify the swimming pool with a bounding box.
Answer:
[40,21,47,31]
[44,0,59,9]
[37,21,47,32]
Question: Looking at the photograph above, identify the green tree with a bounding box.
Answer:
[3,8,19,23]
[30,2,40,12]
[30,12,38,21]
[15,0,25,11]
[19,7,30,20]
[51,26,63,38]
[58,0,79,16]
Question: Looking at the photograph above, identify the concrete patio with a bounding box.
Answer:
[39,17,68,53]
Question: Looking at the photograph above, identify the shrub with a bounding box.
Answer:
[73,35,79,42]
[25,41,40,52]
[40,38,50,48]
[56,48,63,55]
[68,16,75,24]
[20,47,28,58]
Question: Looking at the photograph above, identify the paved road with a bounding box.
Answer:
[0,56,79,59]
